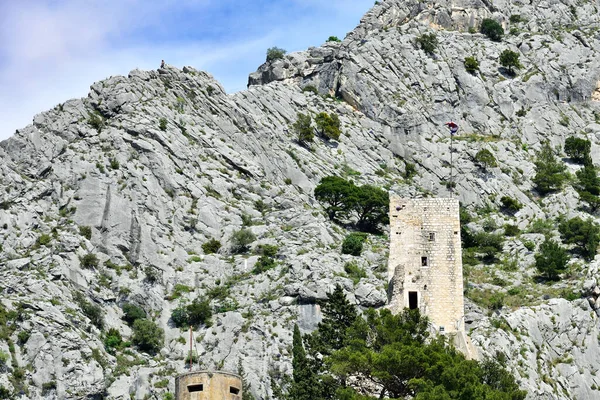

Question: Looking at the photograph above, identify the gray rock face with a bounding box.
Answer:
[1,0,600,398]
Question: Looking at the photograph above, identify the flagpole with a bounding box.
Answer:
[450,131,453,194]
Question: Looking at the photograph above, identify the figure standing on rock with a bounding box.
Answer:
[160,60,165,69]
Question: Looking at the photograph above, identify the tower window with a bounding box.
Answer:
[230,387,240,395]
[188,384,203,392]
[408,291,418,309]
[428,232,435,241]
[421,256,429,267]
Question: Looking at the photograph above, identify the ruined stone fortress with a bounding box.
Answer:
[387,196,476,358]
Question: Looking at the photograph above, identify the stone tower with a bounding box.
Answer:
[175,371,243,400]
[387,197,465,333]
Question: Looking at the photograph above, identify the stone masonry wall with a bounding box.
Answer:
[388,197,465,333]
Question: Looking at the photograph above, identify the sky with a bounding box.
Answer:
[0,0,375,141]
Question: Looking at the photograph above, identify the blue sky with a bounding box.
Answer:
[0,0,374,141]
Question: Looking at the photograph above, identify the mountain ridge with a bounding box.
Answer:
[1,0,600,398]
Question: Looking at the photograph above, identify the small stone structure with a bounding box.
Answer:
[175,371,242,400]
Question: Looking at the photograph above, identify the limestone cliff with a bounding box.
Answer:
[1,0,600,398]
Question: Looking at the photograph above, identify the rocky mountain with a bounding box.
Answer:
[1,0,600,398]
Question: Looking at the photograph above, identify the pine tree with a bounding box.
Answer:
[288,325,320,400]
[532,141,567,195]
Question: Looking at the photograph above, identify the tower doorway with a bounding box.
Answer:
[408,291,418,309]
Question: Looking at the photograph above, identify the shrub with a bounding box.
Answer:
[558,217,600,261]
[500,196,522,213]
[292,113,313,144]
[504,225,520,237]
[17,330,30,345]
[88,112,105,132]
[509,14,523,23]
[41,381,57,395]
[344,261,367,284]
[80,253,99,269]
[144,266,161,284]
[73,292,103,330]
[79,226,92,240]
[266,47,286,62]
[535,239,569,280]
[231,229,256,254]
[122,303,147,326]
[404,162,417,180]
[471,232,505,262]
[255,244,278,257]
[499,49,521,75]
[341,233,367,256]
[464,56,479,74]
[416,33,438,54]
[104,328,123,354]
[132,319,164,353]
[252,255,277,274]
[37,233,52,247]
[474,149,497,169]
[564,136,591,164]
[532,141,567,195]
[302,85,319,95]
[109,158,119,170]
[202,238,222,254]
[315,112,341,141]
[480,18,504,41]
[327,36,341,42]
[159,118,168,131]
[171,297,212,328]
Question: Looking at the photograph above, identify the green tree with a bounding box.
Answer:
[558,217,600,261]
[314,176,358,221]
[532,141,567,195]
[564,136,591,164]
[327,308,525,399]
[474,149,497,169]
[464,56,480,74]
[171,297,212,328]
[576,164,600,211]
[292,113,314,144]
[122,303,147,326]
[500,196,522,213]
[327,36,341,42]
[480,18,504,41]
[499,49,521,75]
[80,253,99,269]
[307,284,359,357]
[186,297,212,327]
[354,185,389,232]
[314,112,341,141]
[231,228,256,253]
[288,325,320,400]
[266,47,286,62]
[341,233,367,256]
[416,33,438,54]
[132,319,164,353]
[535,239,569,280]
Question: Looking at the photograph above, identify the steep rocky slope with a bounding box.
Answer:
[1,0,600,398]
